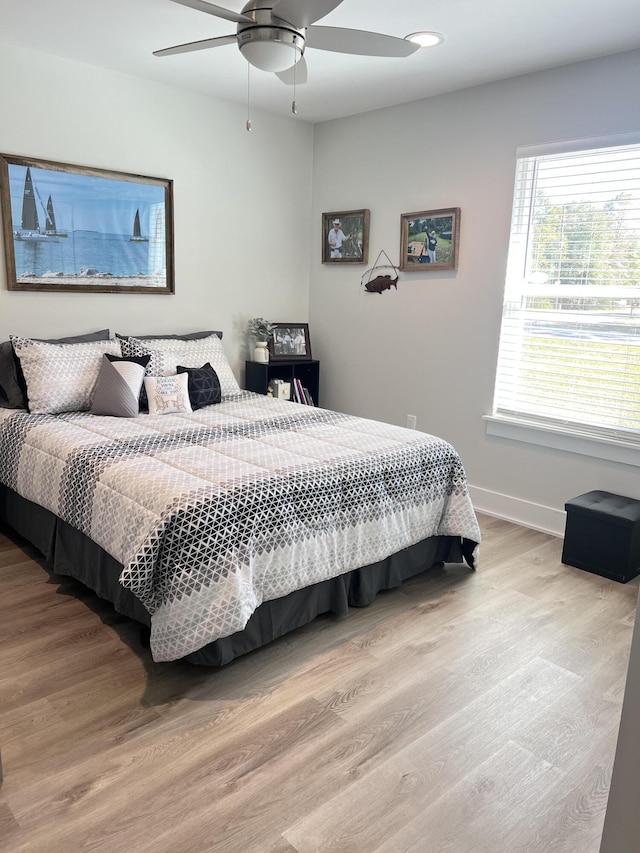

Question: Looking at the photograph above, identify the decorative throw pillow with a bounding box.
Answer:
[118,337,187,411]
[144,373,192,416]
[1,329,111,410]
[0,340,23,408]
[124,334,240,398]
[176,363,222,409]
[118,336,184,378]
[90,354,150,418]
[10,336,121,415]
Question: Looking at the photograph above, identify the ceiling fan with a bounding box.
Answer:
[154,0,419,85]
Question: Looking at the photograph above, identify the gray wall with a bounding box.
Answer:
[3,42,639,529]
[0,44,314,382]
[309,49,640,534]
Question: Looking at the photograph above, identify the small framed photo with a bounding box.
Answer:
[269,323,312,360]
[400,207,460,272]
[322,209,370,264]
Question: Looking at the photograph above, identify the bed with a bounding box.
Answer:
[0,331,480,665]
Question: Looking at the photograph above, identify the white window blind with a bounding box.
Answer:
[493,139,640,443]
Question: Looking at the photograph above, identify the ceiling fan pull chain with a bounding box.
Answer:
[291,43,298,115]
[246,62,252,131]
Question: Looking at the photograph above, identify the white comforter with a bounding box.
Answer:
[0,394,480,661]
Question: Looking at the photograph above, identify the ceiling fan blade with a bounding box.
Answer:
[275,55,308,85]
[167,0,253,25]
[306,26,419,57]
[272,0,343,28]
[153,34,237,57]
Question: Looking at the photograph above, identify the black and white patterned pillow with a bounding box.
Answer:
[1,329,112,410]
[124,334,240,398]
[176,363,222,409]
[118,337,186,411]
[10,336,121,414]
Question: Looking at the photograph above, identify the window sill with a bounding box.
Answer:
[484,415,640,468]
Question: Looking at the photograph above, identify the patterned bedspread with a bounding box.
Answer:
[0,393,480,661]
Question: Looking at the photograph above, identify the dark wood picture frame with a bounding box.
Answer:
[0,153,174,294]
[400,207,460,272]
[322,209,370,264]
[268,323,312,360]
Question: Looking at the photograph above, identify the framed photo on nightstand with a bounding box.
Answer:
[268,323,312,360]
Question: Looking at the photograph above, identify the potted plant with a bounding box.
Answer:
[247,317,274,342]
[247,317,274,363]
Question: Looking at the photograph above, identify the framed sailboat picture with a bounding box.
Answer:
[0,154,174,293]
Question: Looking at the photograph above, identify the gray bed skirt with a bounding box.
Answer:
[0,484,475,666]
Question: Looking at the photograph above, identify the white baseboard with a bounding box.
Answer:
[468,485,565,538]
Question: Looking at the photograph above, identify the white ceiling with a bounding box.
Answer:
[2,0,640,123]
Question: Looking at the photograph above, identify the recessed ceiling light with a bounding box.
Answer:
[405,31,445,49]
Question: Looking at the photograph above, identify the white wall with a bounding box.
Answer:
[310,49,640,533]
[0,44,313,382]
[3,43,640,531]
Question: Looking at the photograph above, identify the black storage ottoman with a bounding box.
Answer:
[562,490,640,583]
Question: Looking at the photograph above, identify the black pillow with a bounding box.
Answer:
[0,341,22,408]
[176,363,221,409]
[116,330,222,341]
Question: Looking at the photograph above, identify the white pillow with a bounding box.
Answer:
[128,334,240,397]
[144,373,192,416]
[117,337,184,379]
[10,336,121,414]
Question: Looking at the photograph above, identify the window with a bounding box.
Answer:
[492,135,640,446]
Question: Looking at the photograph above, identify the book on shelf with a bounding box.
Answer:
[288,376,316,406]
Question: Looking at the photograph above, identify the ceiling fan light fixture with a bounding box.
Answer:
[238,25,305,72]
[405,31,444,49]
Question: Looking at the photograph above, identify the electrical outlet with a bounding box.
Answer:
[406,414,417,429]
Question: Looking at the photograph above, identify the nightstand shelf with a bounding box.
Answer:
[245,359,320,407]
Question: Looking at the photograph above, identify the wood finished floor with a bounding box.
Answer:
[0,514,637,853]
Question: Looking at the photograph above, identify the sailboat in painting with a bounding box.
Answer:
[14,167,66,241]
[130,209,148,242]
[44,194,67,238]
